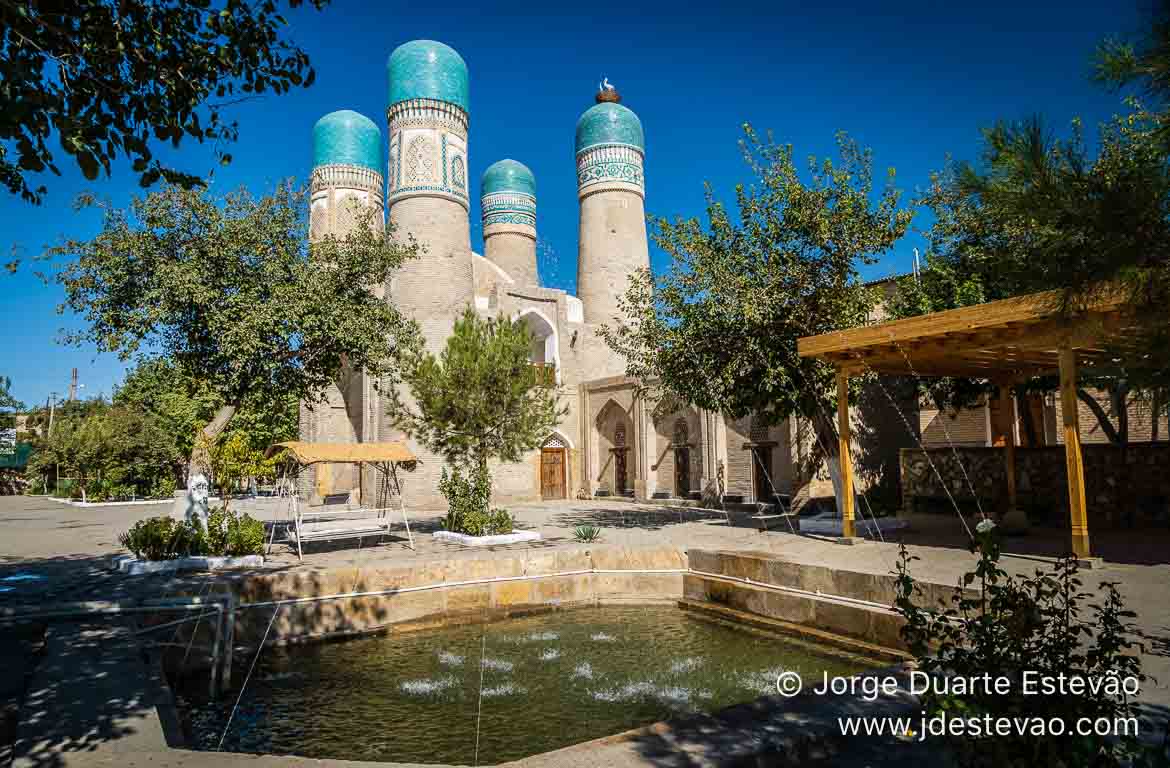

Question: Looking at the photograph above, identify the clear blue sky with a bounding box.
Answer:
[0,0,1145,407]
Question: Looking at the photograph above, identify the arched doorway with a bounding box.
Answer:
[595,399,634,496]
[540,433,568,500]
[673,418,690,497]
[750,415,775,503]
[613,423,628,495]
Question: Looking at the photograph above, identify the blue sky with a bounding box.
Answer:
[0,0,1145,407]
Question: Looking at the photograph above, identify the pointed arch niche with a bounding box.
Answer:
[595,398,634,496]
[517,308,561,385]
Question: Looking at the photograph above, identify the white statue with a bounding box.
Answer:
[599,77,616,93]
[177,473,211,529]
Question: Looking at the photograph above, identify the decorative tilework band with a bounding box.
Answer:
[311,163,385,201]
[482,190,536,238]
[576,143,644,199]
[387,98,469,210]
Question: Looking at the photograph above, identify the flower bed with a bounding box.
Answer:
[116,506,266,574]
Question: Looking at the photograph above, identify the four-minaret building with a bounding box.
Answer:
[300,40,683,507]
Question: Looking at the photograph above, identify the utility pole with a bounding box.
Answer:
[68,368,78,401]
[47,392,58,434]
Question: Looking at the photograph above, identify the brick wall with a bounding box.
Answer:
[920,401,988,448]
[1052,387,1170,445]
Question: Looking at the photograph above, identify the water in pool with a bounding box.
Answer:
[176,606,876,764]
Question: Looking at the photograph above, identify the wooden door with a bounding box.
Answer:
[674,447,690,496]
[614,449,627,494]
[541,448,565,500]
[753,447,774,502]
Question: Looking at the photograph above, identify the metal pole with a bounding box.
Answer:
[221,592,236,693]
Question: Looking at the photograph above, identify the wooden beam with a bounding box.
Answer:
[798,288,1127,358]
[836,371,856,539]
[1059,347,1091,558]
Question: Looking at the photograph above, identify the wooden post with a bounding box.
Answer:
[998,384,1018,515]
[836,370,856,539]
[1059,348,1091,558]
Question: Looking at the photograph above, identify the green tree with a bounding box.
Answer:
[27,399,181,498]
[46,182,419,481]
[1,0,328,204]
[389,308,566,476]
[600,128,912,512]
[114,357,296,469]
[1096,0,1170,146]
[0,375,21,428]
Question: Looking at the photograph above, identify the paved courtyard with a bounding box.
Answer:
[2,493,1169,766]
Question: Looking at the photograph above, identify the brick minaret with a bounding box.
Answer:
[481,159,538,286]
[575,86,648,327]
[384,40,475,506]
[302,110,385,501]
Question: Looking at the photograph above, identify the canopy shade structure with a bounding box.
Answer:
[797,287,1144,560]
[267,441,417,465]
[797,288,1140,380]
[267,441,418,561]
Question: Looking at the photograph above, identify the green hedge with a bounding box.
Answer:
[118,507,265,561]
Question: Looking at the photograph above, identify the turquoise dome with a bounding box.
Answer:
[387,40,469,113]
[312,110,381,173]
[481,159,535,198]
[574,102,644,154]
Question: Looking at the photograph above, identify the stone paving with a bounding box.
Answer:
[2,493,1169,766]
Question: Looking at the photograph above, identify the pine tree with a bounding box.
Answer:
[389,309,566,478]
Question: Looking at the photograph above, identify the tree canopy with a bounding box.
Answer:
[389,308,565,473]
[27,397,182,499]
[45,182,419,472]
[888,107,1170,440]
[1,0,327,204]
[601,127,912,432]
[0,375,21,414]
[114,357,296,463]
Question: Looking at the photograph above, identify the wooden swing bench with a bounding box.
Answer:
[267,441,418,561]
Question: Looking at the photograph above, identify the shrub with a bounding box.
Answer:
[120,509,264,560]
[118,516,205,560]
[437,463,513,536]
[150,475,177,499]
[893,522,1159,767]
[225,512,265,555]
[205,506,265,556]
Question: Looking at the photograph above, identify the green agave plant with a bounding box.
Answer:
[573,524,602,543]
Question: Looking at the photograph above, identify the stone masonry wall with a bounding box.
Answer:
[900,444,1170,526]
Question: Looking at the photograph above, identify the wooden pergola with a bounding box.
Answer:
[797,288,1140,558]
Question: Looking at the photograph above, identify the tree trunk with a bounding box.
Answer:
[185,404,237,518]
[1076,388,1121,445]
[188,404,237,478]
[811,406,846,518]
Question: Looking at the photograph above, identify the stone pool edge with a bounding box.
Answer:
[25,545,976,767]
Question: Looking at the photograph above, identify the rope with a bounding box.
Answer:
[217,605,280,751]
[891,340,987,520]
[853,357,974,540]
[472,613,488,766]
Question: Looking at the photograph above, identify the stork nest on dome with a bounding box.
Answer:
[595,86,621,104]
